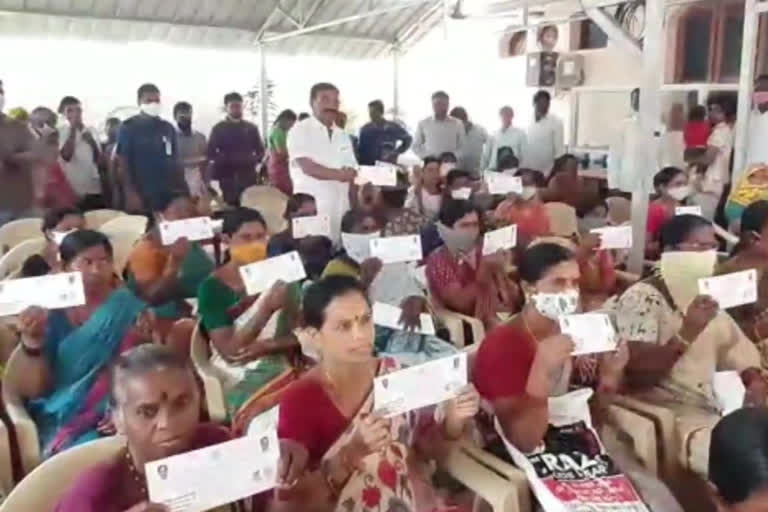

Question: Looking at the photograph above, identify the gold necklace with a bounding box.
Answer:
[124,448,148,500]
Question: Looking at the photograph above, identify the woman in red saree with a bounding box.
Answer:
[275,275,479,512]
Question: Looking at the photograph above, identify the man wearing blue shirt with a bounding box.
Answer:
[357,100,412,165]
[115,83,186,213]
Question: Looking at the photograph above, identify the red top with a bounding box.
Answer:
[426,245,481,316]
[278,376,349,465]
[473,322,537,402]
[646,201,673,240]
[683,121,711,149]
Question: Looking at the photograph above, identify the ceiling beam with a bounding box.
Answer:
[301,0,325,27]
[254,2,282,41]
[583,5,642,57]
[276,5,302,29]
[264,29,390,43]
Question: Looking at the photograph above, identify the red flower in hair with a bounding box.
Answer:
[378,459,398,492]
[362,485,382,508]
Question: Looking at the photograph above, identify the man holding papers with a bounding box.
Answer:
[55,345,238,512]
[287,83,359,244]
[277,276,478,511]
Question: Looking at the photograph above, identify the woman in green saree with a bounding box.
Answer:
[197,207,303,431]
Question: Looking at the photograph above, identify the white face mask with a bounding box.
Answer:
[667,185,692,201]
[51,229,76,246]
[521,186,538,200]
[0,93,5,112]
[531,289,580,320]
[140,102,162,117]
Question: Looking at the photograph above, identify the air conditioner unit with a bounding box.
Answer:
[526,51,559,87]
[557,53,585,88]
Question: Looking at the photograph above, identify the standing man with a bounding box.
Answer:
[173,101,208,199]
[0,79,40,225]
[287,82,358,243]
[57,96,104,210]
[486,106,527,172]
[115,83,185,213]
[746,74,768,167]
[608,88,643,194]
[358,99,412,165]
[449,106,488,174]
[412,91,465,160]
[524,90,565,176]
[207,92,264,206]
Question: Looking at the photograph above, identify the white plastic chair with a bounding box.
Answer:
[0,417,13,501]
[427,292,485,348]
[2,346,42,475]
[190,324,228,424]
[0,238,47,280]
[0,436,124,512]
[106,231,143,275]
[98,215,148,239]
[240,185,288,233]
[544,202,578,238]
[0,218,42,255]
[84,209,124,230]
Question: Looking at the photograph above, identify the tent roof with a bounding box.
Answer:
[0,0,449,58]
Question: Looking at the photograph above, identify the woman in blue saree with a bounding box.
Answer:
[14,230,150,458]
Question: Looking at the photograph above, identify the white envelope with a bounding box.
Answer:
[559,313,617,356]
[372,302,436,336]
[369,235,423,264]
[356,165,397,187]
[159,217,215,245]
[341,232,379,263]
[676,206,703,216]
[0,272,86,316]
[373,353,467,417]
[590,225,633,250]
[146,431,279,512]
[451,187,472,200]
[485,173,523,196]
[483,225,518,255]
[410,265,428,290]
[713,371,746,416]
[292,215,331,239]
[698,269,758,309]
[239,251,307,296]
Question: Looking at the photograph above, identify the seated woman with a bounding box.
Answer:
[127,193,215,346]
[646,166,691,258]
[613,214,765,477]
[275,275,479,512]
[16,230,151,457]
[474,242,683,512]
[709,408,768,512]
[444,169,474,200]
[265,193,333,280]
[327,209,455,363]
[54,344,232,512]
[197,207,301,432]
[20,207,86,278]
[426,199,519,330]
[540,154,600,216]
[725,163,768,229]
[492,168,550,246]
[405,156,443,220]
[718,200,768,347]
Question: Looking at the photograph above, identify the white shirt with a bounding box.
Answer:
[608,115,643,192]
[746,109,768,167]
[287,116,357,242]
[458,124,488,173]
[412,116,466,159]
[57,125,101,197]
[485,125,527,170]
[405,186,442,219]
[523,114,564,175]
[701,122,733,195]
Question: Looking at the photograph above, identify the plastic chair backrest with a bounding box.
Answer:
[84,209,124,230]
[240,185,288,233]
[0,218,42,255]
[2,346,42,474]
[544,202,578,238]
[606,197,631,225]
[189,324,227,424]
[98,215,148,238]
[0,436,125,512]
[0,238,47,280]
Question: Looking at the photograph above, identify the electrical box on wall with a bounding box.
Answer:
[557,53,585,88]
[526,51,559,87]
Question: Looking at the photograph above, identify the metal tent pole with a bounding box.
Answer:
[628,0,664,274]
[392,42,401,120]
[259,44,269,139]
[733,0,760,180]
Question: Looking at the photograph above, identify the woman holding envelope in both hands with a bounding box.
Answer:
[275,275,479,512]
[197,207,302,433]
[613,214,765,477]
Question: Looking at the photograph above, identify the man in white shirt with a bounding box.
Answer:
[412,91,465,160]
[746,75,768,167]
[449,106,488,174]
[287,82,358,244]
[485,105,527,171]
[692,95,735,221]
[57,96,103,210]
[608,88,643,193]
[523,90,564,176]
